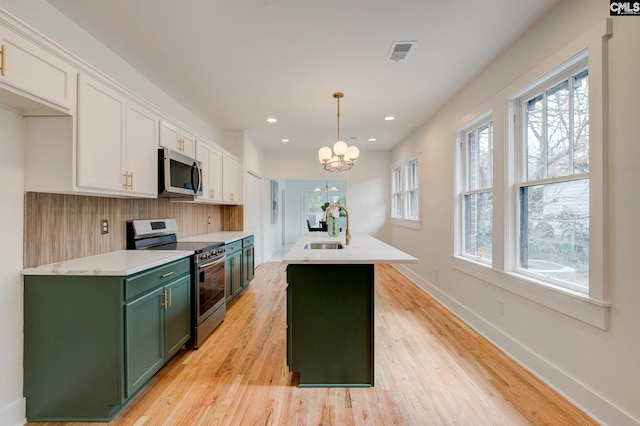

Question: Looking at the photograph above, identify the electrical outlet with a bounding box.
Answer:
[101,219,109,234]
[497,299,504,315]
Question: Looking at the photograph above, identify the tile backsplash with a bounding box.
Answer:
[24,192,243,268]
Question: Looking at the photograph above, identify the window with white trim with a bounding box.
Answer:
[453,22,610,329]
[391,166,402,218]
[390,156,420,225]
[405,157,419,220]
[460,118,493,264]
[515,58,589,293]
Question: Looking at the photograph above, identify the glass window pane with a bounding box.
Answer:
[525,94,544,181]
[519,179,589,290]
[408,190,418,218]
[393,194,402,217]
[546,80,570,178]
[573,69,589,173]
[478,123,492,188]
[464,192,493,261]
[467,129,478,190]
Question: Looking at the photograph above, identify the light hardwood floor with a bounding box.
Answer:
[31,263,597,425]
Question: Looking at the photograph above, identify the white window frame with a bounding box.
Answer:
[452,20,611,330]
[458,115,493,265]
[391,165,402,219]
[514,58,589,294]
[405,156,419,220]
[391,155,421,229]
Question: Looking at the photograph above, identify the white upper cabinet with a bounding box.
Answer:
[209,147,223,202]
[77,73,125,192]
[196,141,224,203]
[0,25,77,111]
[125,102,159,197]
[223,154,241,204]
[159,119,196,157]
[77,73,158,197]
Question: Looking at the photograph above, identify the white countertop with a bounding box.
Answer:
[282,233,418,265]
[22,250,193,276]
[181,231,253,244]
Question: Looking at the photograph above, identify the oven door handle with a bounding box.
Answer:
[198,255,226,270]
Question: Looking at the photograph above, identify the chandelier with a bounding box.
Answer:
[318,92,360,172]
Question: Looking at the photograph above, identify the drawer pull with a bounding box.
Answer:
[160,271,174,278]
[0,45,5,77]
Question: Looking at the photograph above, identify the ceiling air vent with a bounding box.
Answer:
[386,41,416,62]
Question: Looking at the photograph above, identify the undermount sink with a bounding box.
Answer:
[303,242,344,250]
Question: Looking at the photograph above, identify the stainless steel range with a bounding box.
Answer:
[127,218,225,348]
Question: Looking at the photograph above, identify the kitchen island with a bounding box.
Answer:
[282,233,417,387]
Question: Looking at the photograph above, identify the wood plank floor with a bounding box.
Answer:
[30,263,597,425]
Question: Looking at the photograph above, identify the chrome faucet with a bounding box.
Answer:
[325,203,351,245]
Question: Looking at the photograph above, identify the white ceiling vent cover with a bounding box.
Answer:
[386,41,416,62]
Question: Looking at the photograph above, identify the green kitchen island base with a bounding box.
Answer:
[286,264,374,387]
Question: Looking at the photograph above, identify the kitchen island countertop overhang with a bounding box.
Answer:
[282,233,418,265]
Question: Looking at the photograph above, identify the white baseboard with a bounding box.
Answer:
[393,264,639,426]
[0,397,26,426]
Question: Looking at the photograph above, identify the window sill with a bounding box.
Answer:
[391,218,421,230]
[452,256,610,330]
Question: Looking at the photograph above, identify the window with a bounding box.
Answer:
[391,156,420,228]
[391,166,402,218]
[453,20,611,329]
[516,60,589,293]
[405,157,419,220]
[460,119,493,263]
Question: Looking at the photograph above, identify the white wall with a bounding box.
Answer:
[0,106,26,425]
[390,1,639,424]
[264,149,391,245]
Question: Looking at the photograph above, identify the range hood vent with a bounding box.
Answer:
[387,41,416,62]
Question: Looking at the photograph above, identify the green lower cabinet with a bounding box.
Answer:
[24,258,191,421]
[225,237,255,305]
[225,242,243,304]
[164,275,192,359]
[125,286,165,398]
[286,264,375,387]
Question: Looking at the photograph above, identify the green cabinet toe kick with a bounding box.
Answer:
[286,264,374,387]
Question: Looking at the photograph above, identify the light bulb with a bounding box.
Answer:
[333,140,348,156]
[346,145,360,161]
[318,146,332,163]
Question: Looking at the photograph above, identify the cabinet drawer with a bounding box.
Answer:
[225,240,242,253]
[125,258,190,300]
[242,235,254,247]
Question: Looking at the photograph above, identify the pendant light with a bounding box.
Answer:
[318,92,360,172]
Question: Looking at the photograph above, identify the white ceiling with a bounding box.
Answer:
[47,0,559,152]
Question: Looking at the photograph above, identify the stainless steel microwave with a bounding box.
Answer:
[158,147,203,198]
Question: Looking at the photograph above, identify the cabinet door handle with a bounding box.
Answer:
[160,271,174,278]
[161,289,168,309]
[0,45,5,77]
[122,171,133,189]
[168,287,172,308]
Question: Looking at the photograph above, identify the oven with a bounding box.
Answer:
[126,218,226,349]
[193,247,226,348]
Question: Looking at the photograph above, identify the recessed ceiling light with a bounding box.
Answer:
[384,116,396,121]
[266,117,278,123]
[281,139,290,143]
[368,138,377,142]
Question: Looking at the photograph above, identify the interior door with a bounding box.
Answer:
[245,171,263,264]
